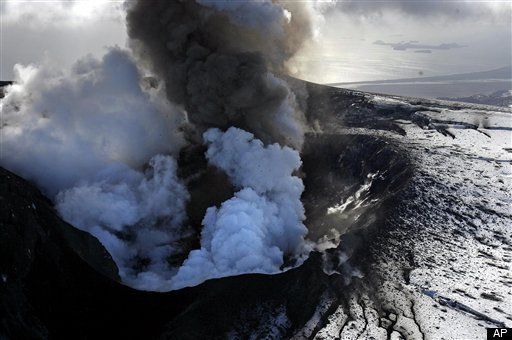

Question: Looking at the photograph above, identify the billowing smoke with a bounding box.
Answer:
[56,155,191,290]
[1,48,185,196]
[170,127,310,289]
[126,0,315,150]
[0,0,323,291]
[195,0,292,37]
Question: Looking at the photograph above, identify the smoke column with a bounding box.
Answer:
[126,0,318,150]
[0,0,329,290]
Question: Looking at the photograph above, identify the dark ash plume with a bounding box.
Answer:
[126,0,315,149]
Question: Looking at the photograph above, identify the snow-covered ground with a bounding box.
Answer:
[292,87,512,339]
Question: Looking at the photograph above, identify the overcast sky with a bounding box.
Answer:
[1,0,127,80]
[1,0,511,83]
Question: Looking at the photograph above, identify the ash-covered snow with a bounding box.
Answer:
[306,92,512,339]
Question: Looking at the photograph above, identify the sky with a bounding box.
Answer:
[294,0,512,83]
[1,0,511,83]
[0,0,127,80]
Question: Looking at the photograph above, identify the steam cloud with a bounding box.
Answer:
[1,48,184,196]
[0,0,323,290]
[56,155,190,290]
[170,127,309,289]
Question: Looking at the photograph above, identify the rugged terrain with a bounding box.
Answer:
[1,81,511,339]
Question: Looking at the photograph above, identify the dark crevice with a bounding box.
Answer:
[410,300,425,340]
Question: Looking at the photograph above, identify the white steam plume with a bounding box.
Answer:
[56,155,190,290]
[58,126,310,291]
[170,127,310,290]
[1,48,185,196]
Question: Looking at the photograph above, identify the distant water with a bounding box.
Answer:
[328,66,512,99]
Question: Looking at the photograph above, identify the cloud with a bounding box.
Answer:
[332,0,511,22]
[0,0,124,27]
[0,1,127,80]
[0,42,312,292]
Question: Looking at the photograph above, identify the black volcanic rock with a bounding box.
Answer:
[0,167,120,281]
[0,166,117,337]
